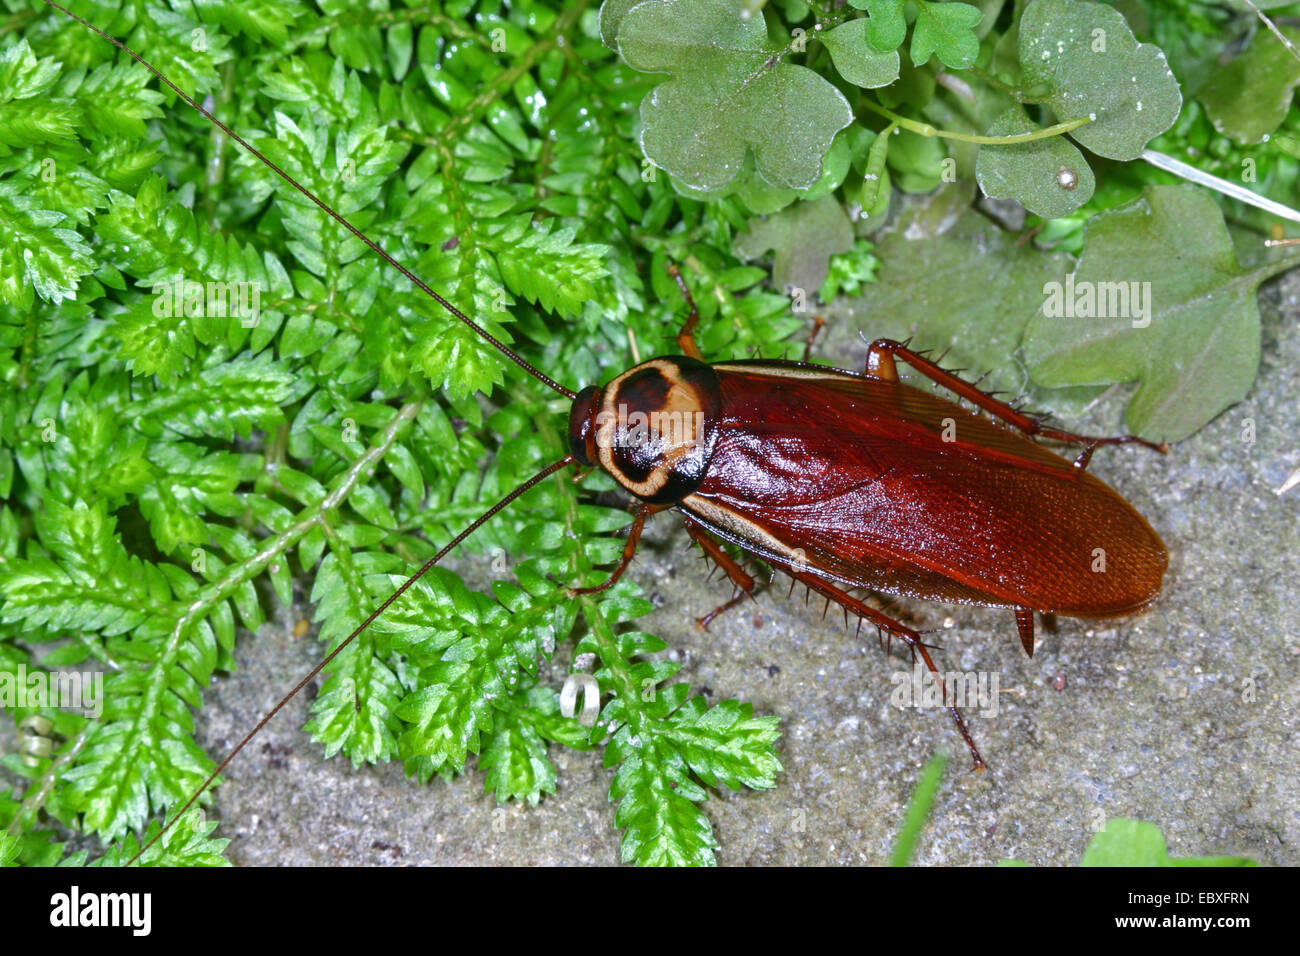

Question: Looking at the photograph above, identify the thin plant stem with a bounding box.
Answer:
[862,99,1090,144]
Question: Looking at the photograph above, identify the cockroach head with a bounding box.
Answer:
[568,384,604,467]
[567,357,722,504]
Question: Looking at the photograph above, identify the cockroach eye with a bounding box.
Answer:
[1057,166,1078,190]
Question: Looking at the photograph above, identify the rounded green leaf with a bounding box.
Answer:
[736,167,798,214]
[976,107,1095,218]
[734,195,854,295]
[1200,27,1300,145]
[910,0,982,70]
[1023,185,1300,441]
[1079,819,1256,866]
[1019,0,1182,160]
[797,132,852,200]
[848,192,1073,402]
[598,0,649,49]
[619,0,853,191]
[820,18,900,89]
[861,0,907,52]
[887,129,947,193]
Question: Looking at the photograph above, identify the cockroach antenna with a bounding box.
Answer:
[128,455,574,864]
[40,0,577,403]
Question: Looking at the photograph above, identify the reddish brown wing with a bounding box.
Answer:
[678,361,1166,617]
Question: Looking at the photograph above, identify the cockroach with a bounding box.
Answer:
[42,1,1168,864]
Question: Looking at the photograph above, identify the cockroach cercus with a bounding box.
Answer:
[43,1,1168,864]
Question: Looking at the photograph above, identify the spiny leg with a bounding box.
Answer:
[667,263,704,360]
[568,503,658,596]
[1015,607,1036,659]
[682,516,758,630]
[770,557,987,770]
[802,315,826,364]
[863,338,1168,467]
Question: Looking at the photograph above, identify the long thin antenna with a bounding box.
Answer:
[127,455,574,865]
[42,0,577,402]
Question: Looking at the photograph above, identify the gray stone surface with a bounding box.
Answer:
[190,266,1299,867]
[4,265,1295,868]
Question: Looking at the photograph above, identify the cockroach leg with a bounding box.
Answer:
[863,338,901,382]
[1015,607,1036,659]
[1032,428,1167,464]
[698,590,750,631]
[666,263,704,360]
[683,517,758,630]
[770,557,987,770]
[1071,442,1099,471]
[568,503,654,596]
[802,315,826,363]
[863,338,1168,465]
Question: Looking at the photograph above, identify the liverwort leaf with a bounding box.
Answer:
[0,184,94,309]
[1002,818,1258,866]
[598,0,651,50]
[1023,186,1300,441]
[617,0,853,191]
[98,809,230,867]
[910,0,982,70]
[608,721,719,866]
[0,39,78,148]
[1199,27,1300,145]
[732,158,798,214]
[820,18,900,89]
[844,187,1073,401]
[854,0,908,53]
[1079,819,1257,867]
[734,195,854,296]
[852,0,981,68]
[1019,0,1181,160]
[479,707,558,806]
[662,697,782,792]
[976,106,1096,219]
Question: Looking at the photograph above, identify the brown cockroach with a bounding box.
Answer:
[42,1,1167,865]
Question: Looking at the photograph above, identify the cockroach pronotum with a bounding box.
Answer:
[41,1,1169,864]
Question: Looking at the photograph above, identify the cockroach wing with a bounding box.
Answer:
[679,362,1167,617]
